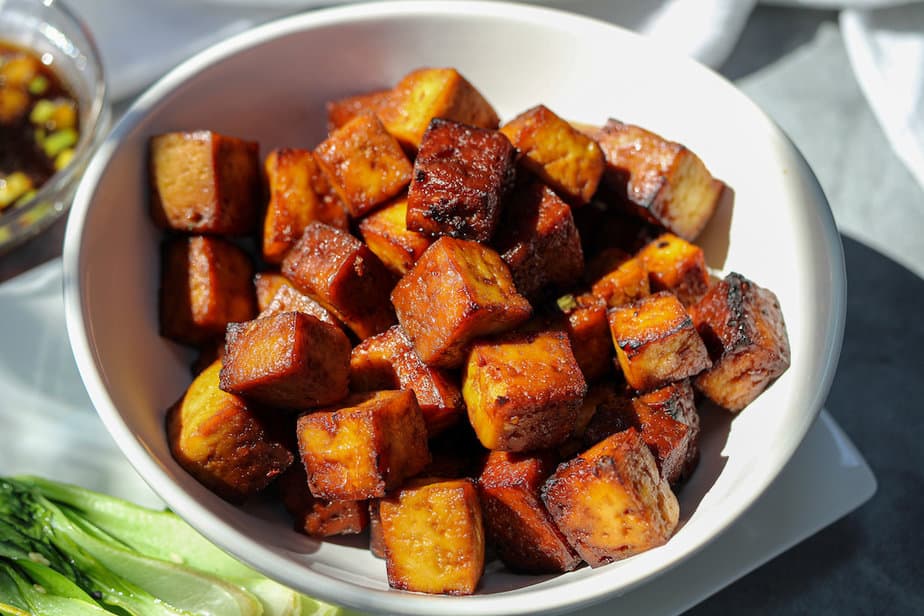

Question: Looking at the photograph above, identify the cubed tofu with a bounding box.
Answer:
[277,463,369,537]
[296,390,430,500]
[590,252,650,308]
[150,131,260,235]
[493,181,584,300]
[369,500,386,558]
[380,478,484,595]
[463,329,587,452]
[314,111,413,218]
[253,272,290,313]
[160,236,256,346]
[350,326,464,435]
[358,195,432,276]
[608,291,711,392]
[378,67,500,151]
[500,105,605,205]
[326,89,392,132]
[282,222,396,340]
[542,428,679,566]
[258,284,342,329]
[406,119,516,242]
[634,380,699,485]
[555,293,614,383]
[166,361,293,503]
[638,233,710,307]
[391,237,532,368]
[478,450,581,573]
[219,311,351,409]
[262,148,348,263]
[690,272,791,411]
[594,120,723,241]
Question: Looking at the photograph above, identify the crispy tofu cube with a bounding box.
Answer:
[690,273,791,411]
[590,252,650,308]
[634,380,699,485]
[282,222,396,340]
[253,272,289,313]
[378,67,500,151]
[258,284,342,330]
[392,237,532,368]
[358,195,432,276]
[555,293,614,383]
[594,120,723,240]
[542,428,679,566]
[166,361,293,502]
[315,111,413,218]
[406,119,517,242]
[150,131,260,235]
[219,311,350,409]
[494,182,584,299]
[326,89,392,132]
[609,291,711,392]
[463,329,587,452]
[277,463,369,537]
[380,478,484,595]
[638,233,710,307]
[500,105,605,205]
[262,148,348,264]
[351,326,464,435]
[478,450,581,573]
[160,236,256,346]
[296,390,430,500]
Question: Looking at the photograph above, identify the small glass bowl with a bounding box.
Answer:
[0,0,109,254]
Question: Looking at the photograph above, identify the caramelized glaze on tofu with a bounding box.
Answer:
[463,329,587,452]
[590,252,650,308]
[350,326,464,435]
[296,390,430,500]
[219,311,351,409]
[314,111,413,218]
[150,131,260,235]
[258,284,341,329]
[166,361,293,503]
[690,272,791,411]
[380,478,484,595]
[282,222,396,340]
[277,463,369,537]
[406,119,516,242]
[253,272,289,313]
[358,195,432,276]
[326,89,392,132]
[542,428,679,566]
[262,148,348,263]
[494,181,585,299]
[500,105,605,205]
[478,450,581,573]
[638,233,710,307]
[391,237,532,368]
[594,120,723,241]
[555,293,614,383]
[160,236,256,346]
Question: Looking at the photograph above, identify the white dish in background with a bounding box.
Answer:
[62,2,846,614]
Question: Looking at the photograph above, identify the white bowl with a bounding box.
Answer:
[62,2,846,614]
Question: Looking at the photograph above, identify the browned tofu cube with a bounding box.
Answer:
[500,105,605,205]
[253,271,289,313]
[595,120,723,240]
[380,478,484,595]
[368,499,386,558]
[542,428,679,566]
[590,253,650,308]
[219,311,350,409]
[478,450,581,573]
[150,131,260,235]
[555,293,614,383]
[314,111,413,218]
[160,236,256,346]
[166,361,293,502]
[690,273,791,411]
[350,326,464,435]
[609,291,711,392]
[258,284,342,330]
[282,222,396,340]
[296,390,430,500]
[638,233,710,307]
[277,463,369,537]
[358,195,432,276]
[326,89,392,132]
[378,67,500,151]
[392,237,532,368]
[262,148,348,264]
[493,182,584,299]
[406,119,516,242]
[463,329,586,452]
[634,380,699,485]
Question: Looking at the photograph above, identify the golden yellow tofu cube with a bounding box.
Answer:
[258,283,342,330]
[326,88,392,132]
[358,195,432,276]
[637,233,710,307]
[253,271,289,313]
[380,478,484,595]
[590,252,650,308]
[554,293,614,383]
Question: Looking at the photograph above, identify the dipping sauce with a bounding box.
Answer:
[0,41,80,211]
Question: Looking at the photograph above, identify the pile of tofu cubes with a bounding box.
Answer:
[151,68,791,595]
